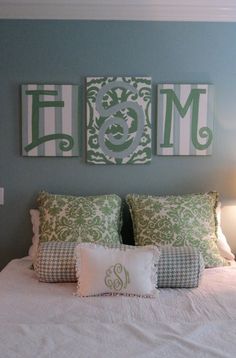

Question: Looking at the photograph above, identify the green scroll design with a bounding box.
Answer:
[160,88,213,151]
[96,81,145,159]
[24,89,74,152]
[86,77,152,164]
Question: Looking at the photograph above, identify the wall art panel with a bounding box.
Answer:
[86,77,152,164]
[22,84,79,156]
[157,84,214,156]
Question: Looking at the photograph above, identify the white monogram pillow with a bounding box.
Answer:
[75,243,160,297]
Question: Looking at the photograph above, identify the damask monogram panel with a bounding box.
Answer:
[21,84,79,156]
[86,77,152,164]
[157,84,214,156]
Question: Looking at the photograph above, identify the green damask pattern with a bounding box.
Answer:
[37,192,122,245]
[86,77,152,164]
[127,192,227,267]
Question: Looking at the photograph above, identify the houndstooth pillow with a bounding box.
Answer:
[157,246,205,288]
[34,242,204,288]
[35,241,77,283]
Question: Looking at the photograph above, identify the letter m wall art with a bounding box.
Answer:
[21,84,79,156]
[157,84,214,156]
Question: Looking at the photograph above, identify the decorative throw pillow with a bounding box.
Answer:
[75,243,160,297]
[28,204,235,265]
[157,246,205,288]
[35,241,77,283]
[37,191,122,245]
[126,192,228,268]
[28,209,40,262]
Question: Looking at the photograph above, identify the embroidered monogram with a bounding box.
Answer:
[104,263,130,291]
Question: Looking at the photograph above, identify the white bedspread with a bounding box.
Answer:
[1,257,236,358]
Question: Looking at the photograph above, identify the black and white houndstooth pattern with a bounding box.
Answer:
[35,241,77,282]
[157,246,205,288]
[35,242,205,287]
[34,242,149,283]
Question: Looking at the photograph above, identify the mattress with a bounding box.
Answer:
[0,257,236,358]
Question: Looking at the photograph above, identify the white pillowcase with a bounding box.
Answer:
[216,203,235,260]
[75,243,160,297]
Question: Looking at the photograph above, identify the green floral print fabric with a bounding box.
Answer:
[37,192,122,245]
[127,192,228,268]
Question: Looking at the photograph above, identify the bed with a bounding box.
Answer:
[1,191,236,357]
[1,256,236,358]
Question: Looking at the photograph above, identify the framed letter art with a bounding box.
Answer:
[86,77,152,164]
[157,84,214,156]
[21,84,79,157]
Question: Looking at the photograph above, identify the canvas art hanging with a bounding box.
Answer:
[21,84,79,156]
[86,77,152,164]
[157,84,214,156]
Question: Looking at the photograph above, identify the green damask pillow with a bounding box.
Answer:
[126,192,228,268]
[37,192,122,245]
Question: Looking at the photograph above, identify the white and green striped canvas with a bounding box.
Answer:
[157,84,214,156]
[22,84,79,156]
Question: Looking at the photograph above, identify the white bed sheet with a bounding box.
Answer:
[0,257,236,358]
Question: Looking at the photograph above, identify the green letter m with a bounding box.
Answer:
[160,88,212,151]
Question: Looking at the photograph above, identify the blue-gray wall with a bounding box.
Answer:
[1,20,236,269]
